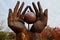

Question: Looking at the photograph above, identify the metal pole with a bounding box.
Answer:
[28,23,29,31]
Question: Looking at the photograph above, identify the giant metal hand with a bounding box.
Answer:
[30,1,48,33]
[8,1,29,40]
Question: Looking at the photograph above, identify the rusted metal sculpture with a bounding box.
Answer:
[8,1,48,40]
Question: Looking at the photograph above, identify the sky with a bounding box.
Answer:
[0,0,60,32]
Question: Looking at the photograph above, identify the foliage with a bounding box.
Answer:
[0,32,7,40]
[40,26,60,40]
[0,26,60,40]
[0,32,16,40]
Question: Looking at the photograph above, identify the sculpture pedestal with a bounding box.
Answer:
[16,32,41,40]
[16,32,28,40]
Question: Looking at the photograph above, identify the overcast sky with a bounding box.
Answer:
[0,0,60,32]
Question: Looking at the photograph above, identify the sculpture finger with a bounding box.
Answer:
[42,9,48,26]
[13,1,20,17]
[22,6,28,16]
[8,9,13,26]
[17,2,24,16]
[37,1,43,18]
[37,1,42,11]
[44,9,48,17]
[32,2,39,17]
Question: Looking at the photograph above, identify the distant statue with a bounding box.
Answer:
[8,1,48,40]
